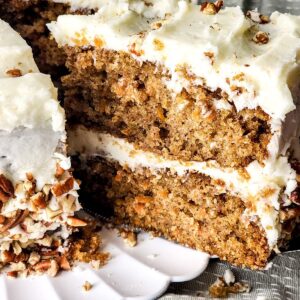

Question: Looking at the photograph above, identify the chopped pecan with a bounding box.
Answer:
[214,0,224,11]
[55,163,65,178]
[47,259,59,277]
[290,188,300,205]
[41,250,59,260]
[60,255,71,270]
[6,69,22,77]
[26,173,34,181]
[42,184,52,201]
[201,1,223,15]
[0,215,6,224]
[246,11,270,24]
[252,31,269,44]
[14,252,29,263]
[31,192,47,209]
[24,180,36,197]
[34,259,59,276]
[279,207,300,221]
[34,260,52,271]
[52,177,74,197]
[7,271,18,278]
[0,174,14,202]
[62,194,76,213]
[12,241,22,255]
[46,208,63,219]
[0,209,29,233]
[67,217,87,227]
[2,250,15,263]
[28,252,40,266]
[129,43,144,57]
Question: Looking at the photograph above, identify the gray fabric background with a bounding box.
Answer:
[160,1,300,299]
[162,251,300,299]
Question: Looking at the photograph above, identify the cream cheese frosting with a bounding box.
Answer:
[54,0,195,12]
[53,0,109,10]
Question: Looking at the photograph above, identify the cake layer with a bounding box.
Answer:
[69,125,298,251]
[63,46,271,167]
[0,19,81,277]
[73,155,273,269]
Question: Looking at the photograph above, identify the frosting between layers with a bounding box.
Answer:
[48,0,300,121]
[69,126,297,249]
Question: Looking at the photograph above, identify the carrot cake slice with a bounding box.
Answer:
[47,0,299,269]
[0,19,82,277]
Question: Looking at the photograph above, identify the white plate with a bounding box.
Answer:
[0,228,210,300]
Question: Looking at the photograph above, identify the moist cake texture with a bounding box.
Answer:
[47,0,300,268]
[0,19,83,277]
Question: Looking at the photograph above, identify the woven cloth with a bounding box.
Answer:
[161,1,300,299]
[162,251,300,299]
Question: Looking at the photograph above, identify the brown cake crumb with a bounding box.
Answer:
[82,281,93,292]
[209,269,250,298]
[119,229,138,247]
[69,222,110,265]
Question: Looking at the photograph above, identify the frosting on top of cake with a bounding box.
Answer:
[54,0,190,12]
[53,0,108,10]
[0,19,68,188]
[48,0,300,121]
